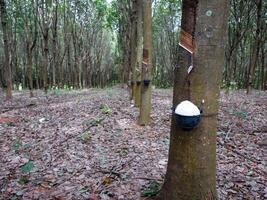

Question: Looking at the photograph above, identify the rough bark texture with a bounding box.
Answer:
[25,1,37,98]
[133,0,143,107]
[0,0,12,100]
[130,0,137,101]
[52,0,58,86]
[26,45,34,97]
[246,0,262,94]
[43,27,49,93]
[138,0,152,125]
[159,0,229,199]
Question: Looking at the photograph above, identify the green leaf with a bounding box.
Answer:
[18,176,30,185]
[84,117,105,127]
[23,143,33,149]
[230,110,248,119]
[100,104,111,114]
[12,139,23,151]
[141,181,161,197]
[80,132,92,143]
[20,160,34,173]
[79,187,89,194]
[3,121,15,127]
[117,147,128,157]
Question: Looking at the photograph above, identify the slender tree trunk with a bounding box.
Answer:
[34,42,40,90]
[159,0,229,199]
[43,28,49,93]
[130,0,137,101]
[264,65,267,90]
[26,46,34,97]
[246,0,262,94]
[39,0,51,93]
[134,0,143,107]
[52,0,58,86]
[0,0,12,100]
[12,9,18,90]
[262,43,267,90]
[139,0,152,125]
[25,0,37,97]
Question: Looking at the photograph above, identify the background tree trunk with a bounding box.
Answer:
[159,0,229,199]
[38,0,52,93]
[43,27,49,93]
[138,0,152,125]
[24,0,37,97]
[133,0,143,107]
[0,0,12,100]
[52,0,58,87]
[130,0,137,101]
[246,0,262,94]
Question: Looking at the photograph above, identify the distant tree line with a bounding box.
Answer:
[0,0,266,99]
[0,0,116,99]
[225,0,266,93]
[150,0,266,92]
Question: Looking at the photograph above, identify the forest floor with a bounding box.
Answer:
[0,87,266,200]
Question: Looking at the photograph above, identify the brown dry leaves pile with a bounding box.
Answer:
[0,88,266,199]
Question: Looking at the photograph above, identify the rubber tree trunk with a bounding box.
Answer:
[130,0,137,101]
[138,0,152,126]
[246,0,262,94]
[0,0,12,100]
[25,0,37,98]
[52,0,58,87]
[26,45,34,97]
[43,27,49,94]
[159,0,229,199]
[134,0,143,107]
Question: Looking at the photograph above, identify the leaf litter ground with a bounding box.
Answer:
[0,88,266,199]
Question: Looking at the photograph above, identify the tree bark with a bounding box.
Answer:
[138,0,152,125]
[0,0,12,100]
[130,0,137,100]
[26,44,34,97]
[25,0,37,97]
[39,0,52,93]
[52,0,58,87]
[159,0,229,199]
[43,27,49,93]
[134,0,143,107]
[246,0,262,94]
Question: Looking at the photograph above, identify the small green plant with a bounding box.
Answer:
[230,110,248,119]
[49,86,61,95]
[117,147,128,157]
[84,117,105,127]
[20,160,34,173]
[141,181,161,197]
[79,131,92,143]
[53,89,61,96]
[4,121,15,127]
[12,139,23,151]
[18,176,30,185]
[221,80,239,90]
[100,104,111,114]
[79,187,89,194]
[23,143,33,149]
